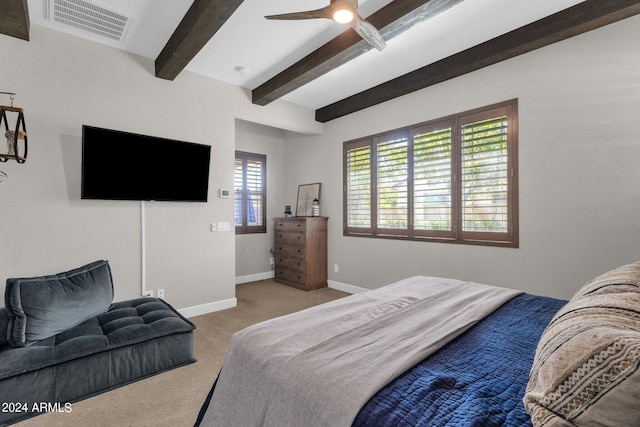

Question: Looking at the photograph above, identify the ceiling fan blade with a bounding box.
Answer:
[265,6,332,21]
[352,16,386,51]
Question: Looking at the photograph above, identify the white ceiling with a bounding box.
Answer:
[27,0,585,110]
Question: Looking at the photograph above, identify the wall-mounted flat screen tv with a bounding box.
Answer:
[81,125,211,202]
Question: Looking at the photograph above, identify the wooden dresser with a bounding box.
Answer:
[273,217,328,291]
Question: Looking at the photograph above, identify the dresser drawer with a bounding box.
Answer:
[274,219,306,231]
[275,267,306,285]
[275,231,306,246]
[274,243,304,257]
[275,254,305,272]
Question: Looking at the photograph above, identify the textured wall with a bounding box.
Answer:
[0,25,319,311]
[282,15,640,299]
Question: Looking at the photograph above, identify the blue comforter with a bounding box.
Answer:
[353,294,566,427]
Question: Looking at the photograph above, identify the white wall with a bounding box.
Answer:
[0,25,320,310]
[283,15,640,300]
[234,120,287,280]
[4,16,638,307]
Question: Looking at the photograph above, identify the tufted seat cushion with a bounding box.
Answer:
[0,297,195,425]
[0,297,194,381]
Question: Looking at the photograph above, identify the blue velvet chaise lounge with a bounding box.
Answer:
[0,260,196,425]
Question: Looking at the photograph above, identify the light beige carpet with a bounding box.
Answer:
[16,280,349,427]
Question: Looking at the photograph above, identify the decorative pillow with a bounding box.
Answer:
[524,261,640,427]
[5,260,114,347]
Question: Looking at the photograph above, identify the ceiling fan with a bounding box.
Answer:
[265,0,386,51]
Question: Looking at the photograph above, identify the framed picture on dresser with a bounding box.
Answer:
[295,183,321,216]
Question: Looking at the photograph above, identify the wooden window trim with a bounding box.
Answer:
[343,99,518,248]
[235,151,267,234]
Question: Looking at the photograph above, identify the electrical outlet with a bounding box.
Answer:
[334,264,339,273]
[142,290,154,298]
[157,289,165,299]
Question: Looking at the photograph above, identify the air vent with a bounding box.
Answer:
[47,0,132,42]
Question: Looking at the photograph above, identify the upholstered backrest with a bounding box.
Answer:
[4,260,114,347]
[524,261,640,427]
[0,308,8,347]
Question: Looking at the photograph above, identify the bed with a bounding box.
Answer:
[196,262,640,427]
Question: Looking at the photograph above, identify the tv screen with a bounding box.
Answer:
[81,125,211,202]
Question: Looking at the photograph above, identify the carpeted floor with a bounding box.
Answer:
[16,280,349,427]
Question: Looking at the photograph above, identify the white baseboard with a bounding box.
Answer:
[234,272,368,295]
[178,277,365,318]
[328,280,369,294]
[179,297,237,318]
[235,271,274,284]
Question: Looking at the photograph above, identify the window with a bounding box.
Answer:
[343,99,518,247]
[235,151,266,234]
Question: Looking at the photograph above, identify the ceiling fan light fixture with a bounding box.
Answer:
[333,8,354,24]
[265,1,385,51]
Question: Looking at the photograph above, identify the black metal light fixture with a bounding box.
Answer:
[0,92,28,164]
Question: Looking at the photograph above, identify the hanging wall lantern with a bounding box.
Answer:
[0,92,28,164]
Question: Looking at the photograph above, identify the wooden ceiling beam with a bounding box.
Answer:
[252,0,463,106]
[155,0,244,81]
[316,0,640,122]
[0,0,29,41]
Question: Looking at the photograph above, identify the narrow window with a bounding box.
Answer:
[235,151,266,234]
[460,107,512,241]
[376,131,409,235]
[412,121,455,239]
[344,141,372,234]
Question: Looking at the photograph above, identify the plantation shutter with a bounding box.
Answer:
[234,158,243,227]
[235,151,266,234]
[344,141,372,232]
[342,99,517,247]
[459,106,513,239]
[375,132,409,233]
[412,122,454,237]
[246,159,263,226]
